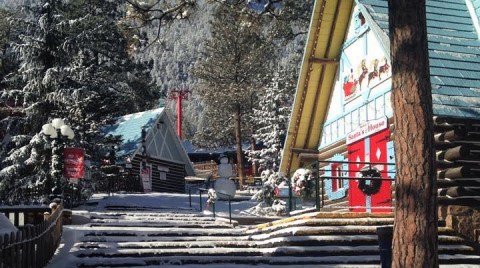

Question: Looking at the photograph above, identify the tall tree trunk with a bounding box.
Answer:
[388,1,438,267]
[234,105,245,188]
[251,132,257,177]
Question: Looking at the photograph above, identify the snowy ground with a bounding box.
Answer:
[47,191,282,267]
[46,192,480,268]
[72,191,288,220]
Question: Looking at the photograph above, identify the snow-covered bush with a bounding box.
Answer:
[291,168,314,198]
[251,169,287,205]
[245,199,287,216]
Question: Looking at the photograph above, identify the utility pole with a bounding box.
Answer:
[168,89,191,139]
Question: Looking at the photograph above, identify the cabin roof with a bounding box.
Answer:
[361,0,480,118]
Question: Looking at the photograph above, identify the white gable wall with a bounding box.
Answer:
[321,5,393,148]
[142,112,195,176]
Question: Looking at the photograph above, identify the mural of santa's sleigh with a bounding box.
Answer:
[320,118,396,213]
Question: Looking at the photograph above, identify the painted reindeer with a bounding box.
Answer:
[367,59,379,87]
[358,59,369,90]
[378,57,390,79]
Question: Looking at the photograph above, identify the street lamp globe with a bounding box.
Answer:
[42,123,56,137]
[60,125,74,139]
[51,118,65,129]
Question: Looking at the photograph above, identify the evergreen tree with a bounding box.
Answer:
[195,4,271,186]
[248,67,293,172]
[0,8,16,90]
[0,0,158,203]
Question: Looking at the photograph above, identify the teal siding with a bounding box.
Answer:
[473,0,480,19]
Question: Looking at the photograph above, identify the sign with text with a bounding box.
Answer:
[346,117,388,145]
[141,166,152,193]
[63,147,85,179]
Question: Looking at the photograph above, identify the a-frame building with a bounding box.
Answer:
[103,108,195,193]
[281,0,480,242]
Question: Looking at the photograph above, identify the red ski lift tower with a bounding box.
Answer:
[168,89,191,139]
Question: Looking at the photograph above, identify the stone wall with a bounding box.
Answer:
[442,205,480,246]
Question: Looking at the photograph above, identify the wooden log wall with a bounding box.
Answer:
[130,154,186,193]
[434,117,480,206]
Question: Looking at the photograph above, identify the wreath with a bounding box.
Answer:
[358,168,382,195]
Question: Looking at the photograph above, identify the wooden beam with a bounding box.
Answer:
[291,148,319,154]
[298,143,348,163]
[308,56,339,64]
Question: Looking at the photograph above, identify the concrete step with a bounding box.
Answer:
[75,240,477,256]
[70,211,480,268]
[80,225,244,238]
[75,254,480,267]
[88,219,233,228]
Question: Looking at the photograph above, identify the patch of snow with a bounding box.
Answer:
[0,214,18,236]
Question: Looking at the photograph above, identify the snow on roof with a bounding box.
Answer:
[102,108,164,157]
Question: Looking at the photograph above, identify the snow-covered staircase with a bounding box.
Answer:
[61,211,480,267]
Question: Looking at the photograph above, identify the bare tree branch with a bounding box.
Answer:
[124,0,196,45]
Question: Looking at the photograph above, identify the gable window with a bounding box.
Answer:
[332,164,344,191]
[359,12,365,26]
[354,11,367,34]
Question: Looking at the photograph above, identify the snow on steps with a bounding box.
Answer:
[67,211,480,267]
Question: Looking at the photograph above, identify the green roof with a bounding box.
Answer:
[360,0,480,118]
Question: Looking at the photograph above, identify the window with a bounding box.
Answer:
[345,113,352,134]
[338,117,345,137]
[368,100,376,120]
[331,121,338,140]
[385,92,393,116]
[352,109,359,130]
[360,105,367,124]
[376,96,385,117]
[324,125,332,144]
[332,164,344,191]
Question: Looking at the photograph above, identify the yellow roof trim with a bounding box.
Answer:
[280,0,354,176]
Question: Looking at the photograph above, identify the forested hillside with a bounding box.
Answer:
[0,0,313,202]
[134,0,312,143]
[1,0,311,144]
[135,0,215,140]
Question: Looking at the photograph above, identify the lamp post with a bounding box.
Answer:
[42,118,75,202]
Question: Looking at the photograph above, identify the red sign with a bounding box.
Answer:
[63,148,85,179]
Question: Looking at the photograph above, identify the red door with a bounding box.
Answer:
[348,128,392,212]
[369,128,392,212]
[348,139,366,212]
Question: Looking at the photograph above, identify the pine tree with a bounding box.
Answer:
[0,0,158,203]
[249,67,293,172]
[194,4,271,186]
